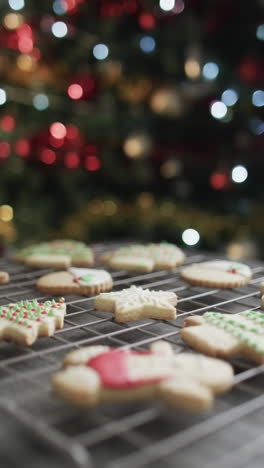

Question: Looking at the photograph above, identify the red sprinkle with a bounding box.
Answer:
[27,325,33,328]
[36,318,41,322]
[31,308,36,311]
[73,278,78,283]
[18,321,23,325]
[41,311,47,315]
[51,305,56,308]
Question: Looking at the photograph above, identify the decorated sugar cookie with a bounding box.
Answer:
[13,240,94,268]
[0,298,66,345]
[37,267,113,295]
[181,260,252,288]
[52,341,234,411]
[100,242,185,272]
[0,271,9,284]
[94,285,177,322]
[181,310,264,364]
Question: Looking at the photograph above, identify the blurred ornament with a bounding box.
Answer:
[160,159,182,178]
[4,13,23,30]
[97,60,122,87]
[119,77,152,103]
[238,57,264,85]
[150,87,184,117]
[123,134,152,159]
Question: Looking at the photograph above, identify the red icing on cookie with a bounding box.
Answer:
[88,350,167,389]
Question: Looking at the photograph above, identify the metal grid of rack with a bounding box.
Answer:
[0,245,264,468]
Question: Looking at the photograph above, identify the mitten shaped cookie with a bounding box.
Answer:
[52,341,234,412]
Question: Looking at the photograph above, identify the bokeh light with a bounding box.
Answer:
[40,148,56,164]
[202,62,219,80]
[0,205,13,222]
[14,139,30,157]
[8,0,24,11]
[17,54,33,71]
[159,0,175,11]
[1,115,15,132]
[0,89,7,105]
[50,122,67,139]
[182,228,200,246]
[33,93,49,110]
[68,83,83,99]
[252,90,264,107]
[138,13,155,29]
[4,13,23,30]
[93,44,109,60]
[232,165,248,183]
[0,142,10,159]
[256,24,264,41]
[65,152,80,168]
[51,21,68,37]
[139,36,156,53]
[85,156,101,171]
[221,89,239,106]
[184,59,200,79]
[210,101,227,119]
[210,171,229,190]
[53,0,68,15]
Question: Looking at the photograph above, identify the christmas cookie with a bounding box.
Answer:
[0,272,9,284]
[37,267,113,295]
[94,285,177,322]
[181,260,252,288]
[181,310,264,364]
[52,341,234,411]
[13,240,94,268]
[0,298,66,346]
[101,242,185,272]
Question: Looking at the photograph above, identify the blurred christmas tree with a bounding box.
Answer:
[0,0,263,256]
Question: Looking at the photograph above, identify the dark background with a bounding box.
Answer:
[0,0,263,257]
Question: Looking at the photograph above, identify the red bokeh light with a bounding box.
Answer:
[85,155,101,171]
[65,152,80,168]
[18,37,33,53]
[32,48,41,60]
[66,124,80,140]
[17,24,33,38]
[0,142,10,159]
[210,172,228,190]
[14,139,30,157]
[138,13,155,29]
[1,115,15,132]
[40,148,56,164]
[68,83,83,100]
[50,122,67,139]
[49,135,64,148]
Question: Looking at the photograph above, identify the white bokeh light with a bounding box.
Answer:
[256,24,264,41]
[210,101,227,119]
[51,21,68,38]
[8,0,24,11]
[33,94,49,111]
[0,89,7,105]
[93,43,109,60]
[221,89,238,107]
[202,62,219,80]
[232,165,248,184]
[159,0,175,11]
[182,229,200,246]
[252,90,264,107]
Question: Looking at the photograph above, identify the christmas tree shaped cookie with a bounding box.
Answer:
[0,298,66,345]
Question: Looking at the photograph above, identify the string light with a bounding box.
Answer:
[252,90,264,107]
[8,0,24,11]
[33,93,49,110]
[0,205,13,222]
[182,228,200,246]
[93,44,109,60]
[51,21,68,38]
[202,62,219,80]
[210,101,227,119]
[50,122,66,139]
[184,59,200,79]
[68,83,83,99]
[256,24,264,41]
[4,13,23,30]
[0,89,7,105]
[221,89,239,106]
[139,36,156,53]
[232,165,248,184]
[159,0,175,11]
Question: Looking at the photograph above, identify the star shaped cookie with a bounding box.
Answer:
[94,285,177,322]
[0,298,66,345]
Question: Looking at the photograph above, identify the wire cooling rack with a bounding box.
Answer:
[0,244,264,468]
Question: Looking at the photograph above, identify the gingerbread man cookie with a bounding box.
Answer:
[94,285,177,322]
[181,310,264,364]
[37,267,113,295]
[0,298,66,345]
[13,240,94,268]
[101,242,185,272]
[52,341,234,411]
[181,260,252,288]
